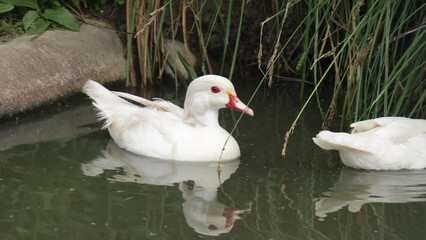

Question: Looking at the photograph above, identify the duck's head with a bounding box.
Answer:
[183,75,253,125]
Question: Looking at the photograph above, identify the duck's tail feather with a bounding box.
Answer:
[313,131,370,153]
[82,80,135,129]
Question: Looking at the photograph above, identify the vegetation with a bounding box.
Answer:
[1,0,423,127]
[124,1,424,118]
[278,0,426,126]
[0,0,81,34]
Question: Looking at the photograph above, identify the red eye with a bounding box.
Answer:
[211,86,221,93]
[208,224,218,230]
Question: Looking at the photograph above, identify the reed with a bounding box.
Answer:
[289,0,425,124]
[125,0,424,125]
[124,0,257,86]
[124,0,196,86]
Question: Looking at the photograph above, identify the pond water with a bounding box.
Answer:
[0,79,425,240]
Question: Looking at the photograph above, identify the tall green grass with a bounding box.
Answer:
[287,0,424,123]
[125,0,425,140]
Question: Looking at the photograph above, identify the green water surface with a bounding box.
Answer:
[0,82,425,240]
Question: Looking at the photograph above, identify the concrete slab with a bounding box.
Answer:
[0,23,126,118]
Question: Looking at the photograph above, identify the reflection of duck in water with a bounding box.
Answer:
[81,141,250,236]
[180,180,250,236]
[315,167,426,219]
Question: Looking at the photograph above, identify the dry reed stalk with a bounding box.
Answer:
[134,5,164,38]
[265,1,293,87]
[319,26,341,127]
[258,15,276,69]
[188,1,213,74]
[182,0,189,53]
[310,26,334,71]
[135,1,148,86]
[134,1,164,86]
[281,121,296,158]
[267,46,279,87]
[126,0,137,86]
[353,34,373,69]
[322,101,336,129]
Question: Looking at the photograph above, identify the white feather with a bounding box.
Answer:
[313,117,426,170]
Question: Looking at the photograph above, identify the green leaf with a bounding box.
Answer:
[41,7,80,31]
[22,10,37,30]
[50,0,61,8]
[178,52,197,81]
[0,3,14,14]
[0,0,37,9]
[26,17,49,35]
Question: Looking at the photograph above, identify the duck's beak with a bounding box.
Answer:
[223,208,235,229]
[225,90,254,116]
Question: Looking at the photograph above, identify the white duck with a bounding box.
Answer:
[82,75,253,161]
[313,117,426,170]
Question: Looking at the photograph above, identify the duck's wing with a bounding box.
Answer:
[350,117,426,143]
[112,91,184,117]
[350,117,406,133]
[313,131,371,153]
[152,98,185,116]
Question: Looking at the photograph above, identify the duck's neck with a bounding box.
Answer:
[184,93,220,126]
[185,108,219,126]
[199,109,220,126]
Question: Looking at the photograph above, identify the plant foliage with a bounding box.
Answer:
[0,0,80,34]
[272,0,425,124]
[126,0,424,121]
[124,0,252,87]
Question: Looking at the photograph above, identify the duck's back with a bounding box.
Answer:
[313,117,426,170]
[351,117,426,142]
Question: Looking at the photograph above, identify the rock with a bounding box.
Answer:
[0,23,126,118]
[161,38,196,81]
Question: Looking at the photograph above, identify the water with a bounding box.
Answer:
[0,81,425,240]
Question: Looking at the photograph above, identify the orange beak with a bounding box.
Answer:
[225,90,254,116]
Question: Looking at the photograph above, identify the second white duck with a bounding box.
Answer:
[82,75,253,161]
[313,117,426,170]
